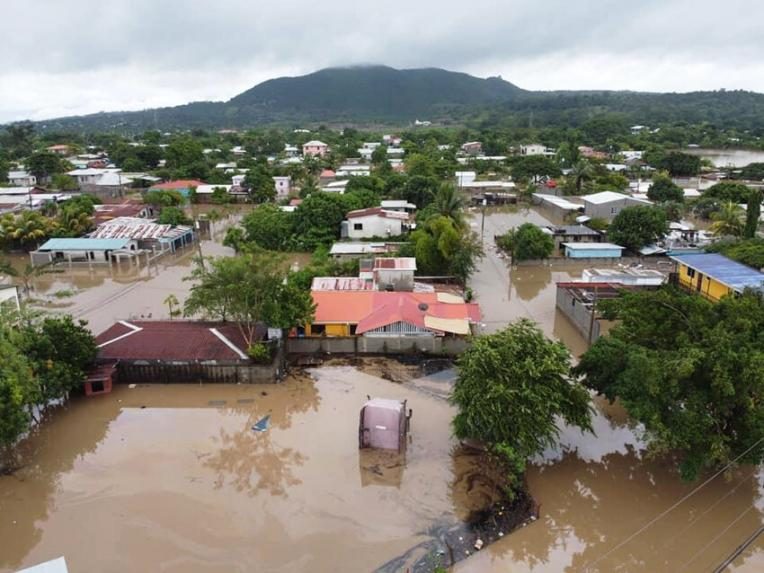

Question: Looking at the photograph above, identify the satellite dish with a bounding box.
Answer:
[418,303,429,311]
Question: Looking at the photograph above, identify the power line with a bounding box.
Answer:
[582,436,764,572]
[679,504,757,572]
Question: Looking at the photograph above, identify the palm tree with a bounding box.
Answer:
[710,201,745,237]
[3,211,57,249]
[57,210,93,237]
[432,184,465,226]
[569,160,594,194]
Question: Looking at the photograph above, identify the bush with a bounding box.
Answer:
[497,223,554,261]
[247,343,272,364]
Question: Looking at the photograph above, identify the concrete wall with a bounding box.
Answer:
[584,197,646,221]
[347,215,404,239]
[555,287,602,343]
[287,336,469,356]
[115,359,282,384]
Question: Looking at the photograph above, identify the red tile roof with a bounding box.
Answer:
[311,291,480,333]
[96,321,263,361]
[150,180,206,190]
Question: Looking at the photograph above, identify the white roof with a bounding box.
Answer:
[67,168,120,176]
[17,557,69,573]
[196,184,233,194]
[562,242,624,250]
[329,242,389,255]
[683,188,701,198]
[381,200,416,209]
[461,181,515,189]
[7,170,32,178]
[95,172,132,186]
[532,193,583,211]
[325,180,348,188]
[364,398,404,412]
[582,191,649,205]
[303,140,327,147]
[0,186,37,195]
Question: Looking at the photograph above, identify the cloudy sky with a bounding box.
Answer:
[2,0,763,123]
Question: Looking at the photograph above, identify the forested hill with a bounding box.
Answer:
[23,66,764,132]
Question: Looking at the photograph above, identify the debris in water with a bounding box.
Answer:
[128,384,136,389]
[261,391,268,396]
[251,415,271,432]
[474,539,484,550]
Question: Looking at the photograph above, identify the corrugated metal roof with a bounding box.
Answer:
[39,238,131,251]
[670,253,764,293]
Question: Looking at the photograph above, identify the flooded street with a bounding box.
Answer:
[0,367,495,573]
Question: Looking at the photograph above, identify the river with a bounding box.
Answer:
[682,148,764,169]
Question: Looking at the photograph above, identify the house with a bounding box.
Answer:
[32,238,138,266]
[90,217,195,253]
[543,225,602,255]
[336,164,371,178]
[194,184,248,202]
[93,202,155,226]
[303,140,328,157]
[578,146,609,160]
[562,242,624,259]
[319,169,336,184]
[0,284,20,311]
[520,144,553,156]
[90,171,133,198]
[386,147,405,158]
[581,191,651,221]
[323,180,349,194]
[284,144,299,157]
[455,171,477,187]
[581,268,667,286]
[47,144,71,156]
[305,291,480,337]
[342,207,410,239]
[273,176,292,198]
[459,180,516,195]
[532,193,584,219]
[670,253,764,302]
[380,200,416,214]
[148,179,206,197]
[461,141,483,156]
[7,170,36,186]
[66,168,119,187]
[94,320,279,383]
[0,191,71,213]
[373,257,417,291]
[329,242,401,260]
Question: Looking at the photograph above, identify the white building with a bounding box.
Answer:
[7,170,36,186]
[581,191,652,221]
[273,176,292,198]
[0,284,20,310]
[66,168,122,187]
[380,200,417,214]
[455,171,477,187]
[343,207,410,239]
[519,144,553,156]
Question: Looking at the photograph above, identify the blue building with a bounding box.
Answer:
[562,242,624,259]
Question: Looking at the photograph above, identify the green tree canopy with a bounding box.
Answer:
[647,173,684,203]
[158,206,192,226]
[236,204,296,251]
[574,288,764,481]
[405,215,483,282]
[607,206,668,251]
[744,188,761,239]
[705,182,752,204]
[497,223,554,261]
[451,320,592,489]
[27,151,64,180]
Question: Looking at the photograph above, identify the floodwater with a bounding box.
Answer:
[683,148,764,168]
[457,206,764,572]
[0,367,499,573]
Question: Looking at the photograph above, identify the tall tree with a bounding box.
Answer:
[710,201,745,237]
[451,320,592,491]
[607,206,668,251]
[744,188,762,239]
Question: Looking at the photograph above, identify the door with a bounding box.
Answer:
[696,272,703,291]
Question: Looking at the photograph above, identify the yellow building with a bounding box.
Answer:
[670,253,764,302]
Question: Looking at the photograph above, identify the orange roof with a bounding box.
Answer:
[311,291,480,332]
[150,179,206,190]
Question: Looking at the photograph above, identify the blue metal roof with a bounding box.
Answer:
[38,238,131,251]
[670,253,764,293]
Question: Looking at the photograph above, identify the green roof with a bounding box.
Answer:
[38,238,131,251]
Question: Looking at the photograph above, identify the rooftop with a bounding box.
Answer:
[562,242,624,250]
[329,242,397,255]
[373,257,417,271]
[346,207,409,221]
[582,191,651,205]
[149,179,206,190]
[96,320,262,361]
[38,238,132,251]
[90,217,193,241]
[543,225,600,237]
[670,253,764,293]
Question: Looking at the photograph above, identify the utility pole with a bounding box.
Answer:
[481,198,487,243]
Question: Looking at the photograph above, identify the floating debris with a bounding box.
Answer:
[251,415,271,433]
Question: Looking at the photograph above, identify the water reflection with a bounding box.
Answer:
[511,264,553,302]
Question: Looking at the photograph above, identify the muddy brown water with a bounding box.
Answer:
[0,368,498,573]
[2,205,763,571]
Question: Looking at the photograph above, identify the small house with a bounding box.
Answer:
[519,144,553,156]
[32,237,138,266]
[84,363,116,396]
[148,179,206,198]
[562,242,624,259]
[581,191,651,221]
[342,207,410,239]
[302,140,328,157]
[273,176,292,198]
[460,141,483,156]
[7,170,36,186]
[670,253,764,302]
[47,144,71,156]
[543,225,601,255]
[329,242,401,260]
[373,257,417,291]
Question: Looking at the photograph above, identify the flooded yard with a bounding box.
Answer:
[0,366,496,573]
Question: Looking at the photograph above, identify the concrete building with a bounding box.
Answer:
[273,176,292,198]
[461,141,483,156]
[581,268,667,286]
[0,284,20,311]
[532,193,584,220]
[33,237,138,266]
[556,282,631,344]
[7,170,36,186]
[342,207,410,239]
[520,144,553,156]
[329,242,401,260]
[303,140,328,157]
[372,257,417,291]
[380,200,416,214]
[581,191,651,221]
[543,225,602,256]
[562,242,624,259]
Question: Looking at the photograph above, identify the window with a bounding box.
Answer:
[353,223,363,231]
[686,267,695,278]
[611,207,618,214]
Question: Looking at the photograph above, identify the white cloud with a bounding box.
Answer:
[1,0,763,122]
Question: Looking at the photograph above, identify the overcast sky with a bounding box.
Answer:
[2,0,763,123]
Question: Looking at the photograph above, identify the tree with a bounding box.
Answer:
[51,173,78,190]
[0,336,33,460]
[451,320,592,491]
[293,193,349,249]
[497,223,554,261]
[237,204,295,251]
[401,175,439,208]
[27,152,64,181]
[431,184,465,227]
[607,206,668,251]
[744,188,762,239]
[706,238,764,269]
[647,173,684,203]
[653,151,701,177]
[569,159,594,194]
[158,206,192,226]
[244,166,276,204]
[371,146,388,166]
[510,155,562,181]
[0,211,58,249]
[164,294,181,318]
[184,252,315,345]
[710,201,745,237]
[165,136,205,171]
[406,215,483,282]
[574,288,764,481]
[705,182,752,204]
[144,189,184,207]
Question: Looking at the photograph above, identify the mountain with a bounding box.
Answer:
[26,65,764,132]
